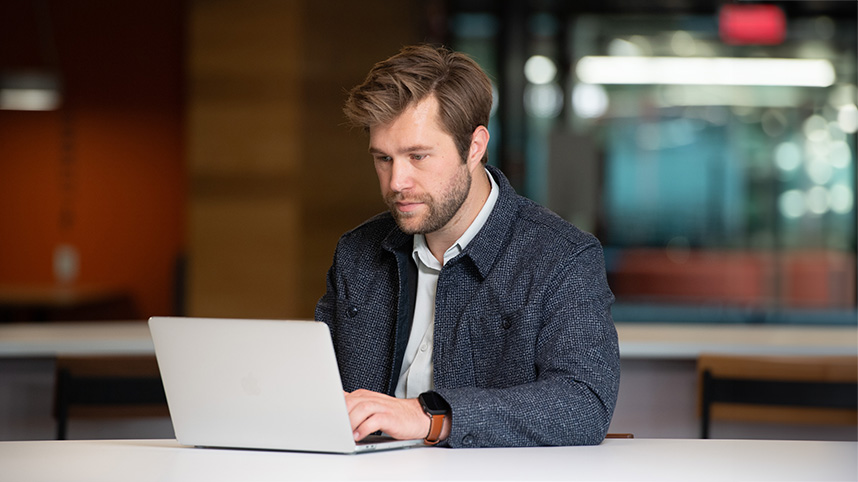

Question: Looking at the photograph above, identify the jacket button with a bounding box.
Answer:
[502,319,512,329]
[347,306,359,318]
[462,434,475,446]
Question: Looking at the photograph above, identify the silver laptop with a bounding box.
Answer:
[148,316,425,454]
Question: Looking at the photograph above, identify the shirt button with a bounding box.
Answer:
[419,343,428,352]
[347,306,359,318]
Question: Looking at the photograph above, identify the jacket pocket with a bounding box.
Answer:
[468,306,538,387]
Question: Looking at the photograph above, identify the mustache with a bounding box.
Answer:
[385,192,430,204]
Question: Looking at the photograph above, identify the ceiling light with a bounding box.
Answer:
[576,56,835,88]
[0,71,62,111]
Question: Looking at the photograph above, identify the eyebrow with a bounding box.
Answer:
[368,145,434,155]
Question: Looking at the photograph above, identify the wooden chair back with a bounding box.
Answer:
[54,355,169,439]
[697,354,858,438]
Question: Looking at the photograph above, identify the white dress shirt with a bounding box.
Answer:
[394,169,499,399]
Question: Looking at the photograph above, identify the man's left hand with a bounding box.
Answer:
[344,389,430,441]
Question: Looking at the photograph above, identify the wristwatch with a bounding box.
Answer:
[418,391,450,445]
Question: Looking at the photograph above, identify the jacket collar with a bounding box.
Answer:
[381,164,521,280]
[460,164,519,280]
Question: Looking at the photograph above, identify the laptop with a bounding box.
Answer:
[148,316,425,454]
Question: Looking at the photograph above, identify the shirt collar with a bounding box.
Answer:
[413,168,499,270]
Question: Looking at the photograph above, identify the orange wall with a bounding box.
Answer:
[0,1,185,318]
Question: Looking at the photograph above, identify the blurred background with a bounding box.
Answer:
[0,0,855,325]
[0,0,855,443]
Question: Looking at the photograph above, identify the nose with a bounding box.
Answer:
[388,158,413,193]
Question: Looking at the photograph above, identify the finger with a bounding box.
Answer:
[345,392,405,440]
[352,413,385,441]
[345,393,383,435]
[342,390,429,441]
[343,388,374,409]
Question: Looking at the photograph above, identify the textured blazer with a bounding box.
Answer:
[315,165,620,448]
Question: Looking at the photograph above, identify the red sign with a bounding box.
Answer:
[719,4,786,46]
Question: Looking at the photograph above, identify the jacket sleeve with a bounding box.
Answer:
[434,241,620,448]
[315,259,337,326]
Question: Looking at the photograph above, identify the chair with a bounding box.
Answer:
[54,355,169,440]
[697,354,858,439]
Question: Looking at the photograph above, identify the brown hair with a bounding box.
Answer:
[344,44,493,164]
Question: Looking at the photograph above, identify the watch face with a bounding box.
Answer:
[420,391,449,414]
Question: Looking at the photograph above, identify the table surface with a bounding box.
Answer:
[1,438,855,482]
[616,322,858,358]
[0,320,155,357]
[0,285,127,307]
[0,320,855,358]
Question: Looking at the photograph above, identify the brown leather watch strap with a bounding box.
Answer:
[424,412,445,445]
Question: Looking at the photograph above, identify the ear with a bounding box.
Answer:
[467,125,490,170]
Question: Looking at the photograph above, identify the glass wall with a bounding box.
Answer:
[445,1,857,324]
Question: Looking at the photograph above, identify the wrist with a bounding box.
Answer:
[418,391,450,445]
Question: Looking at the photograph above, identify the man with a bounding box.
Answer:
[315,45,619,448]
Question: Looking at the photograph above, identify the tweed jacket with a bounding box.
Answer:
[315,165,620,448]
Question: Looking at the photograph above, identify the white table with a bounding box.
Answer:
[0,321,153,357]
[0,438,855,481]
[616,322,858,358]
[1,320,855,359]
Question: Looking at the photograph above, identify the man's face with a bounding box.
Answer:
[369,97,471,235]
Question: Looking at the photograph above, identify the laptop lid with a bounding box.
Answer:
[148,316,423,454]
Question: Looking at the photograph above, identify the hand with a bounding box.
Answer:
[344,389,429,442]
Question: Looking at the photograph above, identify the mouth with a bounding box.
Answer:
[388,193,427,214]
[395,201,423,213]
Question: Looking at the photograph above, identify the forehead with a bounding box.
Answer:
[368,96,451,150]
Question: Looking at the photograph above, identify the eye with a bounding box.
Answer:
[375,155,392,163]
[410,154,427,161]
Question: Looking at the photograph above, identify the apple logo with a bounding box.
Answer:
[241,373,262,396]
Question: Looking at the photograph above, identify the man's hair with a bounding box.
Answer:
[344,44,493,164]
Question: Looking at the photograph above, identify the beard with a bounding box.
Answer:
[386,165,472,235]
